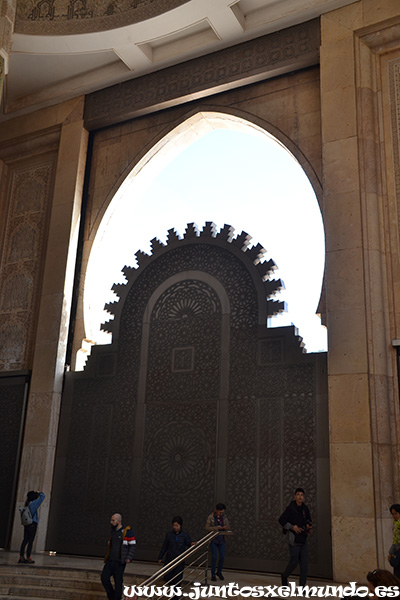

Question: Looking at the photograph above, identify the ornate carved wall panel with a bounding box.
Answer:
[0,156,56,371]
[48,224,330,576]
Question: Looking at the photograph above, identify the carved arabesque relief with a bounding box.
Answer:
[145,279,222,403]
[0,160,55,371]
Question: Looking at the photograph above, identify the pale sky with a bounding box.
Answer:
[84,125,327,354]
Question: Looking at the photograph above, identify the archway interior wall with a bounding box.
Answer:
[74,66,322,363]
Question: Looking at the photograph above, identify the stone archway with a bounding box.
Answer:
[76,108,325,363]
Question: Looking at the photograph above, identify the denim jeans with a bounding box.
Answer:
[210,542,226,577]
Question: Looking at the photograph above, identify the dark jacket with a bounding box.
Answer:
[104,525,136,564]
[158,530,191,563]
[279,500,312,545]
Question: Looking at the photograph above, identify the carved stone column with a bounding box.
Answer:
[321,1,400,581]
[9,99,89,552]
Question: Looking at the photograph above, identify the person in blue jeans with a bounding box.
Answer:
[205,503,231,581]
[19,490,45,564]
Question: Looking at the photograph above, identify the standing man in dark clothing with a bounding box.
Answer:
[101,513,136,600]
[278,488,312,586]
[158,516,192,587]
[205,503,231,582]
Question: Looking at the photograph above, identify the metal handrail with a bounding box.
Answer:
[138,529,233,588]
[181,546,209,590]
[140,531,217,586]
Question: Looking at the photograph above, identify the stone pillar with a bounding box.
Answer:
[321,0,400,581]
[0,0,16,103]
[10,107,89,552]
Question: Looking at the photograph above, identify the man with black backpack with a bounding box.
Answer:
[278,487,312,586]
[19,490,45,564]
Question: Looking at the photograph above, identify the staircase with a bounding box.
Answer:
[0,564,144,599]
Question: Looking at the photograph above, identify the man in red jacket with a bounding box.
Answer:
[101,513,136,600]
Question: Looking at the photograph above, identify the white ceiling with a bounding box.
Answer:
[4,0,356,120]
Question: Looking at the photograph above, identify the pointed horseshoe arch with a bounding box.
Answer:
[81,109,325,358]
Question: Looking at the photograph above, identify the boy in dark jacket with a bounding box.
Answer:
[278,488,312,586]
[101,513,136,600]
[158,516,192,587]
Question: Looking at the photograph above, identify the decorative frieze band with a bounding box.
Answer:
[84,18,320,129]
[15,0,190,36]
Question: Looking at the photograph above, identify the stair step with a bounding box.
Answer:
[0,584,105,599]
[0,574,105,591]
[0,567,100,579]
[0,564,145,600]
[0,565,139,583]
[0,569,138,582]
[0,597,50,600]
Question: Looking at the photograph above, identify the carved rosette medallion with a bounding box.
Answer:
[145,420,213,493]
